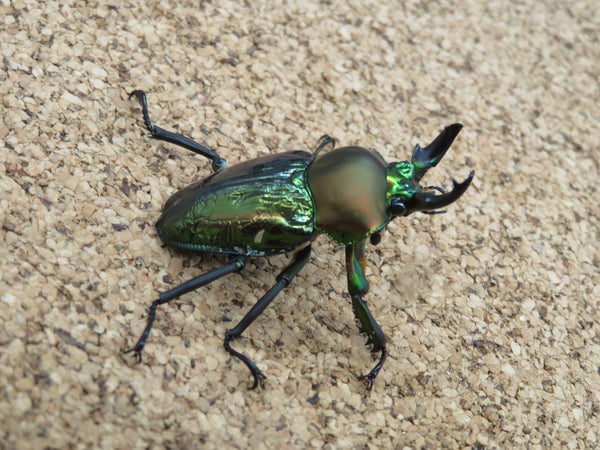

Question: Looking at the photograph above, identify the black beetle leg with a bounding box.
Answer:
[345,240,387,390]
[129,90,228,172]
[225,245,311,389]
[359,345,387,389]
[313,134,336,156]
[125,257,246,361]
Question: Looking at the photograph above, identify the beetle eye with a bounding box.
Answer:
[390,199,407,216]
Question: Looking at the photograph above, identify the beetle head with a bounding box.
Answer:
[386,123,474,217]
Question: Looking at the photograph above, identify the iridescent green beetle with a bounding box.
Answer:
[126,90,474,390]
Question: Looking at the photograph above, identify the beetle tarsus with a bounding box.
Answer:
[124,298,161,361]
[125,344,144,363]
[359,346,387,390]
[224,334,267,389]
[128,90,155,133]
[313,134,336,156]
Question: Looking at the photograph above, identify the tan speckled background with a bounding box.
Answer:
[2,0,599,448]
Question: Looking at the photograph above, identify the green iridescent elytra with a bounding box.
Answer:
[157,151,315,256]
[126,90,474,391]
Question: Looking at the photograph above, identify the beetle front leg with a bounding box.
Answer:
[346,240,387,390]
[129,90,228,172]
[225,245,311,389]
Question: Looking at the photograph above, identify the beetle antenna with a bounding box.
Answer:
[423,185,447,194]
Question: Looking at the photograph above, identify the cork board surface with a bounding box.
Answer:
[2,0,599,448]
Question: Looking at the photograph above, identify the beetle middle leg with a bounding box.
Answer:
[313,134,336,156]
[224,245,312,389]
[125,256,246,361]
[129,90,228,172]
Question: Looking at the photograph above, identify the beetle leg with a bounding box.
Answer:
[313,134,336,156]
[224,245,311,389]
[129,90,228,172]
[345,240,387,390]
[125,256,246,361]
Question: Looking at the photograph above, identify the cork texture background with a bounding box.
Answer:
[2,0,599,448]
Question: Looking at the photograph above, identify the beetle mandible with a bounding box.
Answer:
[125,90,474,390]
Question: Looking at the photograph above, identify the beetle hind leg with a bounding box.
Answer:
[125,256,246,361]
[129,90,228,172]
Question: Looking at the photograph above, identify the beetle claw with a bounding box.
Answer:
[124,344,144,363]
[357,346,387,390]
[249,370,267,390]
[358,373,377,391]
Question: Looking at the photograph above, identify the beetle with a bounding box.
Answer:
[125,90,474,389]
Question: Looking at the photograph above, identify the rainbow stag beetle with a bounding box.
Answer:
[125,90,474,390]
